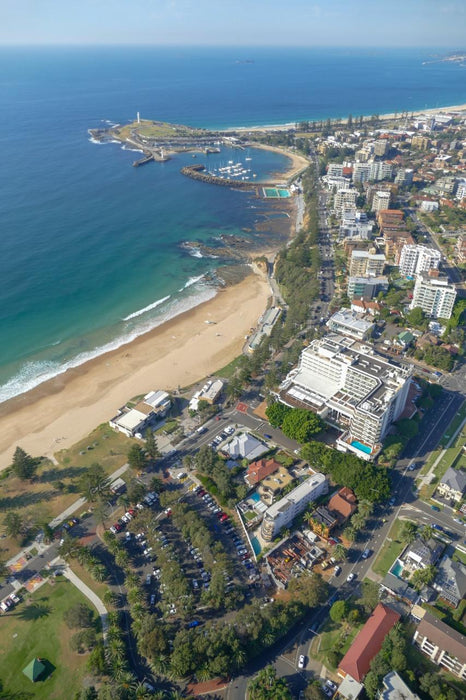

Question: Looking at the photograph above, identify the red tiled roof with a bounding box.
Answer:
[338,603,400,682]
[329,487,357,520]
[246,458,280,484]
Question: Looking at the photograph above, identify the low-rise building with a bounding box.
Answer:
[405,537,444,571]
[328,487,357,524]
[226,433,268,461]
[308,505,338,538]
[413,610,466,680]
[436,467,466,503]
[350,299,382,315]
[189,379,224,410]
[259,466,294,503]
[433,556,466,608]
[261,474,328,541]
[338,603,400,682]
[244,458,281,487]
[109,390,171,437]
[380,672,419,700]
[326,310,374,341]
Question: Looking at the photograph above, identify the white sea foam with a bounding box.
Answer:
[123,295,171,321]
[178,275,204,291]
[121,145,144,153]
[187,247,204,258]
[0,287,217,405]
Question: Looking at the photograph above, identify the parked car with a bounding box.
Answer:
[431,505,440,512]
[334,566,341,576]
[298,654,306,669]
[361,549,371,559]
[347,572,356,582]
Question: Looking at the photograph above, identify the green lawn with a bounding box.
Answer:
[310,617,362,669]
[215,354,244,379]
[372,519,407,577]
[55,423,133,475]
[0,578,100,699]
[439,401,466,447]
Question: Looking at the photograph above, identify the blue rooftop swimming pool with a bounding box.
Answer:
[351,440,372,455]
[250,491,261,503]
[251,536,261,555]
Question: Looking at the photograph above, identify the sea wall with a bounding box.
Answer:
[180,164,275,190]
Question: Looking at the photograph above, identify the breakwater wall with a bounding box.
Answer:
[180,164,275,190]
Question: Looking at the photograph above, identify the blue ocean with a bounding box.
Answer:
[0,47,464,403]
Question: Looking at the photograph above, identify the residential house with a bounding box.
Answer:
[433,556,466,608]
[259,465,294,503]
[338,603,400,682]
[379,573,419,606]
[405,538,444,571]
[308,506,338,538]
[437,467,466,503]
[413,610,466,680]
[328,487,358,524]
[245,458,281,487]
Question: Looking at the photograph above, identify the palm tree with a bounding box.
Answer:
[90,563,108,582]
[358,500,373,519]
[196,666,212,683]
[421,524,435,543]
[59,534,83,560]
[334,544,348,562]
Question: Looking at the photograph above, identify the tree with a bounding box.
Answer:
[149,476,164,494]
[3,511,23,539]
[333,544,348,562]
[127,479,147,505]
[396,418,419,440]
[400,520,418,544]
[226,377,243,401]
[265,402,292,428]
[64,602,94,629]
[358,580,380,614]
[145,430,160,461]
[420,524,435,543]
[78,463,111,504]
[281,409,324,443]
[406,306,426,329]
[287,572,328,607]
[128,444,146,472]
[248,665,292,700]
[305,680,325,700]
[11,446,38,480]
[330,600,349,623]
[411,565,437,591]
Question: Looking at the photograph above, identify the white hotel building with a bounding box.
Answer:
[278,335,412,460]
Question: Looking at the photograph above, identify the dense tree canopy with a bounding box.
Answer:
[281,409,324,443]
[300,441,390,502]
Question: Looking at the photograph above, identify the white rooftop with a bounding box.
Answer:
[144,390,170,408]
[265,474,327,520]
[227,433,268,460]
[114,408,147,431]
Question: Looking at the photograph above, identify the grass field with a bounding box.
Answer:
[372,519,407,578]
[310,617,362,669]
[0,578,99,699]
[0,424,132,561]
[215,354,244,379]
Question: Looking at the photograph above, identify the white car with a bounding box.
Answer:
[347,572,356,582]
[298,654,306,669]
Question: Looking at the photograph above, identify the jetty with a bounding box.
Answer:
[132,153,154,167]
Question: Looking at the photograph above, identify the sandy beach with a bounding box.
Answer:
[228,103,466,133]
[0,272,271,470]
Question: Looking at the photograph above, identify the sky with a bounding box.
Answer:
[1,0,465,47]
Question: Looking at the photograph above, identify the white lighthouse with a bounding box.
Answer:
[137,111,140,124]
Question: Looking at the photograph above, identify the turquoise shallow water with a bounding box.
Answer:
[0,46,464,403]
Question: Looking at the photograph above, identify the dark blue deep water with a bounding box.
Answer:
[0,46,464,401]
